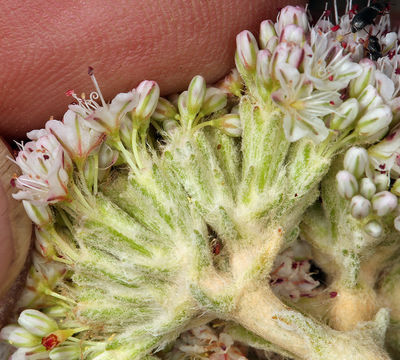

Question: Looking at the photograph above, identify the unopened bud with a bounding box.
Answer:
[271,43,304,79]
[364,220,383,237]
[372,191,398,216]
[394,216,400,232]
[391,179,400,196]
[215,114,242,137]
[266,36,279,53]
[201,87,227,115]
[151,97,177,121]
[43,306,69,319]
[349,59,376,98]
[134,80,160,119]
[329,98,359,130]
[177,90,189,121]
[0,325,41,347]
[259,20,277,49]
[280,24,306,44]
[187,75,206,118]
[360,177,376,199]
[256,50,272,90]
[277,6,309,34]
[49,345,80,360]
[22,201,53,226]
[350,195,371,219]
[336,170,358,199]
[18,309,58,337]
[357,85,383,111]
[163,119,179,133]
[344,147,369,178]
[355,105,392,137]
[216,69,243,97]
[374,173,390,192]
[35,227,56,259]
[235,30,259,74]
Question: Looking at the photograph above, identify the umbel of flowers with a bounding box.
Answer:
[2,3,400,360]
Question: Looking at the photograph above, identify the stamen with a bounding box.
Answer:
[88,66,106,107]
[333,0,338,26]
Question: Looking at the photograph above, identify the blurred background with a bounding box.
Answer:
[309,0,400,25]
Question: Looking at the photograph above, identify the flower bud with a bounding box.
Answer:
[329,98,359,130]
[215,114,242,137]
[349,59,376,98]
[350,195,371,219]
[22,201,53,226]
[134,80,160,119]
[391,179,400,196]
[18,310,58,337]
[381,32,397,54]
[357,85,383,111]
[256,50,272,88]
[280,24,306,44]
[344,147,368,178]
[394,216,400,232]
[177,90,189,121]
[215,69,243,97]
[235,30,259,74]
[374,173,390,192]
[201,87,227,116]
[187,75,206,117]
[271,43,304,79]
[35,227,56,259]
[355,105,392,137]
[0,325,41,347]
[360,177,376,199]
[259,20,277,49]
[364,220,383,238]
[266,36,279,53]
[49,345,80,360]
[151,97,178,121]
[163,119,179,133]
[43,306,69,319]
[372,191,398,216]
[277,6,309,34]
[336,170,358,199]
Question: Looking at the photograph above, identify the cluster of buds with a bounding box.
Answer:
[165,324,247,360]
[0,309,82,360]
[336,146,400,237]
[269,241,320,301]
[151,75,240,136]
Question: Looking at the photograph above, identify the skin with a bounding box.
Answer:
[0,0,304,306]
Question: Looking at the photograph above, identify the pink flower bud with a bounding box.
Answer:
[280,24,306,44]
[235,30,259,74]
[357,85,383,111]
[0,325,41,348]
[374,173,390,192]
[215,114,242,137]
[336,170,358,199]
[201,87,227,116]
[259,20,277,49]
[277,6,309,34]
[271,43,304,78]
[134,80,160,119]
[344,147,369,178]
[151,97,178,121]
[350,195,371,219]
[35,227,56,259]
[18,309,58,337]
[256,50,271,88]
[215,69,243,97]
[372,191,398,216]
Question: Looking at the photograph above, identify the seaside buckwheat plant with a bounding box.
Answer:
[2,2,400,359]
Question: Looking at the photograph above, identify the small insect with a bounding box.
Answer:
[359,33,382,61]
[350,2,388,33]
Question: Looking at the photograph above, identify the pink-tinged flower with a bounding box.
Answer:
[133,80,160,119]
[270,42,305,79]
[259,20,277,49]
[280,24,306,44]
[12,134,71,205]
[83,90,138,135]
[271,65,339,142]
[276,5,309,35]
[215,69,243,97]
[235,30,259,74]
[305,30,361,91]
[46,110,105,163]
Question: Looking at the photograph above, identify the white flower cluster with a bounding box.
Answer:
[164,325,247,360]
[270,241,320,301]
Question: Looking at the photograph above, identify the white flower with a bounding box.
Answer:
[271,65,338,142]
[46,110,105,162]
[12,134,70,205]
[305,30,362,91]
